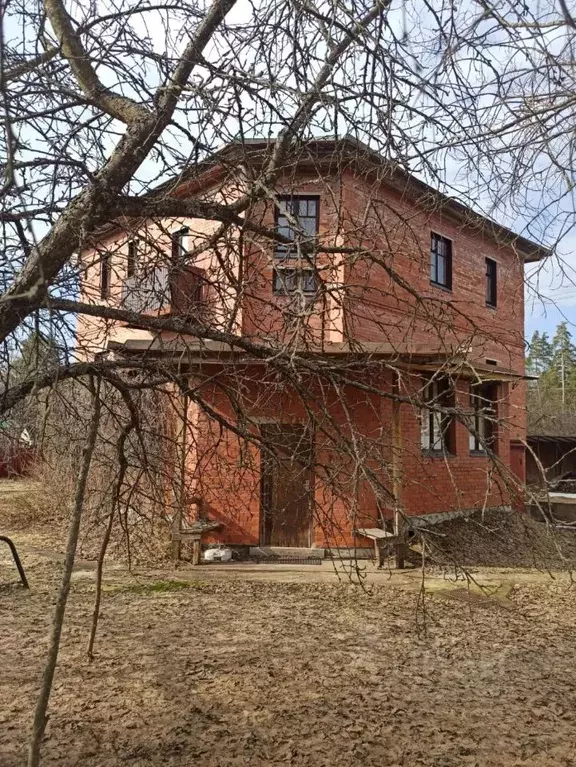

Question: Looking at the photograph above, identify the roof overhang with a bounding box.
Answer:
[106,338,527,382]
[84,136,550,263]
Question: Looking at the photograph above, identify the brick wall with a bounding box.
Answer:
[178,365,517,549]
[77,158,530,547]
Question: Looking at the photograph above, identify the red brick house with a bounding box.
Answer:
[77,137,548,556]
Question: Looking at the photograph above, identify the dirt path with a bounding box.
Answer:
[4,524,574,590]
[3,540,576,766]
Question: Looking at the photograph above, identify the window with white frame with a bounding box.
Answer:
[469,382,497,453]
[421,378,454,453]
[171,226,190,261]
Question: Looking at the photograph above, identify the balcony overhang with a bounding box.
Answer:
[106,337,529,381]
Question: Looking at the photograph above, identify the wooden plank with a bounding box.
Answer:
[355,527,397,540]
[192,539,201,567]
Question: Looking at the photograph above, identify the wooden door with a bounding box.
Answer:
[260,424,314,547]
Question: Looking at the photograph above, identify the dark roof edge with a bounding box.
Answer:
[91,135,551,262]
[169,135,551,263]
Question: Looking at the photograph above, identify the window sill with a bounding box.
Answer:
[421,450,455,459]
[469,450,487,457]
[430,281,452,293]
[272,291,318,300]
[485,302,497,310]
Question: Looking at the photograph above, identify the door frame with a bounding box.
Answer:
[258,421,315,547]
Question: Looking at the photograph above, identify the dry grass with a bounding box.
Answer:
[4,485,576,765]
[0,463,173,566]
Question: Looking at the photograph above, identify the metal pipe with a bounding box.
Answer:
[0,535,29,588]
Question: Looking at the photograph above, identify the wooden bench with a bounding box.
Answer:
[354,527,401,568]
[171,518,223,565]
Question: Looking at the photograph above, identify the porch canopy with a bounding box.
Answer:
[107,337,530,383]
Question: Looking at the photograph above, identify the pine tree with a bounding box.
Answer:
[526,330,553,376]
[548,322,576,409]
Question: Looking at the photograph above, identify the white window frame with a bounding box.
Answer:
[421,379,453,453]
[469,383,496,454]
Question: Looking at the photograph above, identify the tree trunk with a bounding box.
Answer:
[27,381,101,767]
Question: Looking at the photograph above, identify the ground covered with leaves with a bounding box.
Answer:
[2,547,576,767]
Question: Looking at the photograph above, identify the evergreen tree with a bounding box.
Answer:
[547,322,576,408]
[526,330,553,376]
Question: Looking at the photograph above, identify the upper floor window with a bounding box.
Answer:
[127,239,139,278]
[485,258,497,307]
[469,382,497,453]
[273,196,319,295]
[430,233,452,290]
[274,196,318,259]
[171,226,190,261]
[100,252,111,299]
[421,377,454,453]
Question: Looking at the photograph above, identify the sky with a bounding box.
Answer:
[525,301,576,340]
[525,232,576,341]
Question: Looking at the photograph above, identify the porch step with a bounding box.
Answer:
[249,546,325,560]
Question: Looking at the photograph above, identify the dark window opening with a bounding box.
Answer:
[127,240,139,278]
[273,267,318,295]
[273,196,320,296]
[469,382,497,453]
[274,196,319,259]
[485,257,497,307]
[430,233,452,290]
[421,377,455,454]
[171,226,190,261]
[100,253,111,299]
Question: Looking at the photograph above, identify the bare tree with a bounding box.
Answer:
[0,0,571,763]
